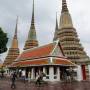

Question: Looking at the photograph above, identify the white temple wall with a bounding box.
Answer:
[76,65,83,81]
[31,68,35,80]
[57,67,60,81]
[49,66,54,81]
[88,65,90,80]
[42,66,60,82]
[43,67,47,81]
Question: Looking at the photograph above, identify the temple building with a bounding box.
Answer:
[3,0,90,82]
[3,17,20,67]
[54,0,89,62]
[53,0,90,80]
[9,0,76,82]
[11,40,76,81]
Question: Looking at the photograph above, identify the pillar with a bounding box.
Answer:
[57,67,60,81]
[88,65,90,80]
[43,67,46,81]
[77,65,83,81]
[31,68,35,80]
[49,66,54,81]
[43,67,45,73]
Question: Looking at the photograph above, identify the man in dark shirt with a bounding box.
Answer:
[11,72,17,89]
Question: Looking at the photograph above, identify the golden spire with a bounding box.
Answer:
[28,0,37,40]
[62,0,68,12]
[59,0,73,29]
[24,0,38,50]
[57,0,89,62]
[11,17,19,48]
[30,0,35,27]
[55,12,58,30]
[14,16,18,39]
[53,13,58,41]
[3,17,20,67]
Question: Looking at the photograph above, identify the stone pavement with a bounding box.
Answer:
[0,78,90,90]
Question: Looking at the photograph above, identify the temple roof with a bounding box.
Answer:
[10,41,76,67]
[11,57,76,67]
[16,41,57,61]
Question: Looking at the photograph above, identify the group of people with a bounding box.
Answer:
[35,72,46,86]
[60,69,74,82]
[10,71,46,89]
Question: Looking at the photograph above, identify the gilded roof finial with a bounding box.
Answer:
[14,16,18,39]
[62,0,68,12]
[31,0,34,25]
[55,12,58,30]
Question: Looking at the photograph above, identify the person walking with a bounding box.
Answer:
[22,70,26,83]
[35,72,46,86]
[11,72,17,89]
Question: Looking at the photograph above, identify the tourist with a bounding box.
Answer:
[22,70,26,83]
[36,74,41,86]
[35,72,46,86]
[11,72,17,89]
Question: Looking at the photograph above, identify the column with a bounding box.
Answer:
[57,67,60,81]
[49,66,54,81]
[43,67,46,81]
[31,68,35,80]
[88,65,90,80]
[77,65,83,81]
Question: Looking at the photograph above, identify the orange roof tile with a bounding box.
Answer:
[53,58,75,66]
[11,57,75,67]
[12,59,49,67]
[18,43,55,60]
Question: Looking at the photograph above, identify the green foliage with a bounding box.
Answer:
[0,27,8,54]
[0,67,5,73]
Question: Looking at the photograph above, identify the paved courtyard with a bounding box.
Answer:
[0,78,90,90]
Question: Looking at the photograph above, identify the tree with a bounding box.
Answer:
[0,27,8,54]
[0,67,5,78]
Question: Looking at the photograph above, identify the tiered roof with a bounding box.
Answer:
[3,17,20,67]
[11,41,76,67]
[53,0,89,62]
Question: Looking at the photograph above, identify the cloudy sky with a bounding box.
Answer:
[0,0,90,62]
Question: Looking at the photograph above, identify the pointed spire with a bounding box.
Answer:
[53,13,58,41]
[59,0,73,28]
[3,17,20,67]
[55,12,58,30]
[14,16,18,39]
[27,0,37,40]
[62,0,68,12]
[31,0,35,26]
[11,17,19,49]
[24,0,38,50]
